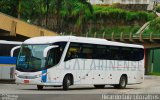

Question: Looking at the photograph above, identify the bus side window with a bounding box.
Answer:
[65,43,81,61]
[0,44,19,56]
[109,46,120,60]
[46,47,60,68]
[81,44,93,59]
[67,48,80,59]
[132,48,144,61]
[121,47,131,60]
[53,42,67,57]
[94,45,106,59]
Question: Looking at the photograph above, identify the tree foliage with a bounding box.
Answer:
[143,18,160,34]
[0,0,18,17]
[16,0,93,34]
[156,5,160,13]
[0,1,156,35]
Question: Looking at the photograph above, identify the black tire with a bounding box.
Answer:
[63,76,71,90]
[37,85,43,90]
[114,75,127,89]
[94,85,105,89]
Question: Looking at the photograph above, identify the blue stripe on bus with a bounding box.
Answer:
[41,69,47,83]
[0,56,17,64]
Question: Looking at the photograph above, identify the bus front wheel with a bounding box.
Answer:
[63,76,71,90]
[37,85,43,90]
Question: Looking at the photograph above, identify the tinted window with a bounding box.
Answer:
[46,42,67,67]
[65,43,82,61]
[131,48,144,61]
[108,46,144,61]
[0,44,19,56]
[65,43,94,61]
[81,44,93,59]
[93,45,106,59]
[64,43,144,61]
[109,46,121,60]
[46,48,61,67]
[53,42,67,57]
[121,47,131,60]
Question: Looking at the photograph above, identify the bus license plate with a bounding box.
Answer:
[24,80,29,84]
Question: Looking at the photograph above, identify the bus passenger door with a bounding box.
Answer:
[45,47,60,83]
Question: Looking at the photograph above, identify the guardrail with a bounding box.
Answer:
[62,32,160,42]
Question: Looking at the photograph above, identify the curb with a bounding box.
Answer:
[144,75,160,79]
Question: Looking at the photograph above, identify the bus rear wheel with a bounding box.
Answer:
[63,76,71,90]
[114,75,127,89]
[37,85,43,90]
[94,85,105,89]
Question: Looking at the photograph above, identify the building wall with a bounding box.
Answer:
[149,49,160,73]
[88,0,153,4]
[120,0,152,4]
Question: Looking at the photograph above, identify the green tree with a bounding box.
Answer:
[49,0,93,35]
[18,0,47,26]
[0,0,18,17]
[0,0,93,35]
[72,0,93,35]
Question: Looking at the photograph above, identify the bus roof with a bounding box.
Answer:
[0,40,22,45]
[23,36,143,48]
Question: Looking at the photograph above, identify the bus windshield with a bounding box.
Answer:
[16,44,49,72]
[16,42,67,72]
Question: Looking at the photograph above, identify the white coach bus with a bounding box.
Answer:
[13,36,145,90]
[0,40,22,80]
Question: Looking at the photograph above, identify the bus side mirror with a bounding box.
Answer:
[10,46,21,57]
[43,45,59,58]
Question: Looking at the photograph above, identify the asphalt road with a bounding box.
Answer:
[0,76,160,100]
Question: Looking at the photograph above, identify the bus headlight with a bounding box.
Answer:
[35,74,42,78]
[36,72,48,78]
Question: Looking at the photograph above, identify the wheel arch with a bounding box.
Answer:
[120,74,128,84]
[63,73,74,85]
